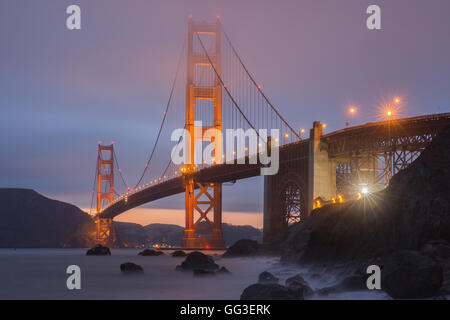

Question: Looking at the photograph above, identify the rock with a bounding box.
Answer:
[285,274,314,297]
[193,269,216,277]
[240,283,303,300]
[120,262,144,274]
[217,266,231,274]
[172,250,187,257]
[138,249,164,256]
[223,239,260,258]
[86,244,111,256]
[258,271,279,284]
[381,250,443,299]
[176,251,219,271]
[420,241,450,261]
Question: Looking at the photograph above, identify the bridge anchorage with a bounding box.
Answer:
[89,18,450,249]
[263,114,450,242]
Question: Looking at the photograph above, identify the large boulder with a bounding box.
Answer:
[193,269,216,277]
[223,239,260,258]
[258,271,279,284]
[138,249,164,256]
[172,250,187,257]
[120,262,144,274]
[240,283,303,300]
[381,250,443,299]
[217,266,231,274]
[285,274,314,297]
[86,244,111,256]
[420,241,450,295]
[176,251,219,271]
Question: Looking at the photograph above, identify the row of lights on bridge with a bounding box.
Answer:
[345,97,401,126]
[107,97,403,207]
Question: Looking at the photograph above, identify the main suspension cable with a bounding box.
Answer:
[133,35,187,188]
[195,32,265,143]
[219,22,300,140]
[113,148,129,191]
[89,156,99,216]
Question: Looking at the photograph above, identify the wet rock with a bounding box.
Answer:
[258,271,279,284]
[138,249,164,256]
[193,269,216,277]
[175,251,219,271]
[86,244,111,256]
[381,250,443,299]
[285,274,314,297]
[172,250,187,257]
[223,239,260,258]
[240,283,303,300]
[217,266,231,274]
[120,262,144,274]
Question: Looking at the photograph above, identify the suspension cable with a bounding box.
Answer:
[89,155,99,216]
[219,22,300,140]
[195,32,265,143]
[133,35,187,188]
[113,148,129,190]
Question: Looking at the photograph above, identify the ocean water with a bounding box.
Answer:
[0,249,389,300]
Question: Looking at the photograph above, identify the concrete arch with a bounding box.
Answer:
[277,172,307,224]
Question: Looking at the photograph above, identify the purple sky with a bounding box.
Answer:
[1,0,449,226]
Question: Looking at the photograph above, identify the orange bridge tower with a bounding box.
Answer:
[95,143,116,246]
[182,20,225,249]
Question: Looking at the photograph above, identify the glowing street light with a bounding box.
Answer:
[394,97,401,104]
[347,106,357,126]
[386,110,393,117]
[299,128,306,139]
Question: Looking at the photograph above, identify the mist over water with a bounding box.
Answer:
[0,249,388,299]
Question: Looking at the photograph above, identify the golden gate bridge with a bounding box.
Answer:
[89,18,450,248]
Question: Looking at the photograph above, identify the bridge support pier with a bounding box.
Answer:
[95,217,116,246]
[307,121,336,213]
[182,179,225,249]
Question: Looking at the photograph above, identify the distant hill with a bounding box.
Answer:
[115,221,262,247]
[0,188,262,248]
[0,188,96,248]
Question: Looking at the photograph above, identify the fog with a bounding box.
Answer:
[0,249,388,299]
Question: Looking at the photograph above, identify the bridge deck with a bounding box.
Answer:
[98,113,450,219]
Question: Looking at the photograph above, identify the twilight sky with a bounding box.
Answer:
[1,0,449,227]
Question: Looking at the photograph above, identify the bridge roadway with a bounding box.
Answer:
[99,112,450,220]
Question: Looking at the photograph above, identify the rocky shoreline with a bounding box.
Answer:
[239,125,450,299]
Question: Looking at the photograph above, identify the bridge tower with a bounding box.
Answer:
[182,20,225,249]
[95,144,116,246]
